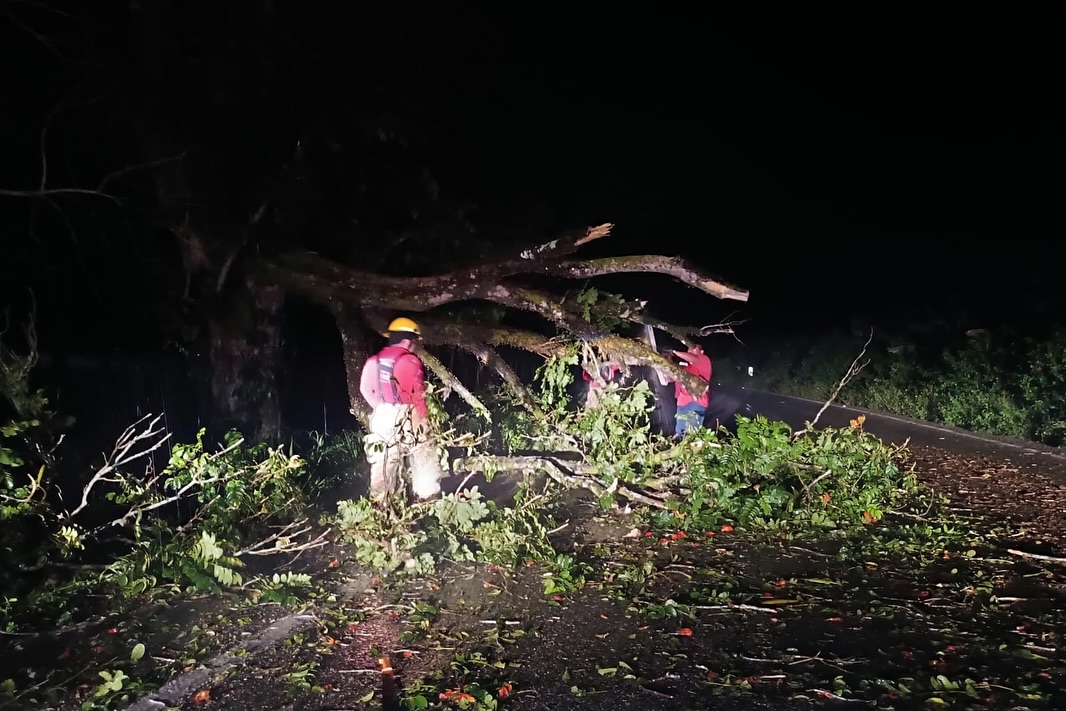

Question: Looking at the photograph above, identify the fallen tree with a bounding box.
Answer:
[331,360,919,579]
[257,223,749,425]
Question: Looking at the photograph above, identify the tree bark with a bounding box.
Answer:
[127,0,291,442]
[546,255,749,302]
[206,281,284,442]
[332,304,373,428]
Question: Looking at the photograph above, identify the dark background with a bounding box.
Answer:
[2,4,1064,436]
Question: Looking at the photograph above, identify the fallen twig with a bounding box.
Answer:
[1007,548,1066,564]
[784,545,835,559]
[335,668,382,674]
[694,604,784,613]
[237,521,332,556]
[0,615,108,637]
[809,688,866,703]
[616,485,669,509]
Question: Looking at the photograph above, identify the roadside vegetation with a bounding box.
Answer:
[716,326,1066,447]
[3,320,1065,710]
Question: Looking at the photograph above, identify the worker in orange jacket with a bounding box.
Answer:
[663,343,712,438]
[358,317,444,503]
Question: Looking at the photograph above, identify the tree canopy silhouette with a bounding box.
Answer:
[1,2,749,438]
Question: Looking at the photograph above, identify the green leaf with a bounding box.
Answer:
[131,643,145,663]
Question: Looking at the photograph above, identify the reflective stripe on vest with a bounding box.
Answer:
[378,355,403,403]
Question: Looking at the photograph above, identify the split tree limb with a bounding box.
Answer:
[461,344,543,417]
[420,349,491,421]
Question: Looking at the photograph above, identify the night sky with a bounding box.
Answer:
[3,5,1064,351]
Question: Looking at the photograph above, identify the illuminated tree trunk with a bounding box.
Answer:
[206,281,284,442]
[129,0,284,441]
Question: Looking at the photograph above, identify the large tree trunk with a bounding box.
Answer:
[206,281,284,442]
[129,0,286,442]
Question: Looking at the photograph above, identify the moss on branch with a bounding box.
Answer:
[591,335,706,397]
[548,255,750,302]
[258,223,618,311]
[259,223,740,426]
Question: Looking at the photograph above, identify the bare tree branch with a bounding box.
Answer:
[545,255,750,302]
[96,435,247,532]
[236,520,331,557]
[0,0,76,62]
[65,414,171,520]
[97,153,187,193]
[792,329,874,439]
[0,187,122,203]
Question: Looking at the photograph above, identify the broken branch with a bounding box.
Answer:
[460,343,543,417]
[1006,548,1066,565]
[793,329,873,438]
[237,520,332,556]
[420,349,491,421]
[260,223,615,311]
[545,255,750,302]
[65,414,170,520]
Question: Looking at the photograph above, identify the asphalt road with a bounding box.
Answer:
[719,382,1066,484]
[135,388,1066,711]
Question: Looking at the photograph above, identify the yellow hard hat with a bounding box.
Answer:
[387,317,421,336]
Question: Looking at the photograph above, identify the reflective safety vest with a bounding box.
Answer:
[376,345,418,404]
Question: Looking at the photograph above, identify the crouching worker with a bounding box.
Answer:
[358,317,444,504]
[664,343,712,439]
